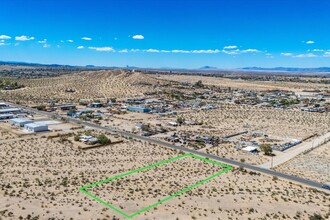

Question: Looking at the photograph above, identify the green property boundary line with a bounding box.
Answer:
[79,153,233,218]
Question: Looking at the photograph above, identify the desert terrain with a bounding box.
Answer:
[0,70,168,105]
[156,74,330,92]
[276,142,330,184]
[0,136,329,220]
[1,69,330,220]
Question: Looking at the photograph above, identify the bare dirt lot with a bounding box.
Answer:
[169,104,329,140]
[276,142,330,184]
[156,74,330,92]
[0,137,329,219]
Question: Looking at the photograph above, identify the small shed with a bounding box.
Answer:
[24,123,48,132]
[89,103,103,108]
[167,121,178,126]
[9,118,34,127]
[60,104,76,111]
[242,146,258,154]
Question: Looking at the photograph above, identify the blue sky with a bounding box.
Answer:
[0,0,330,68]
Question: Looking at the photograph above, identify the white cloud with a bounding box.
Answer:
[191,49,220,54]
[43,44,50,48]
[241,49,260,53]
[323,52,330,57]
[223,45,237,49]
[77,46,84,49]
[15,35,35,41]
[67,39,74,43]
[88,46,115,52]
[38,39,47,44]
[145,49,160,53]
[82,37,92,41]
[306,40,315,44]
[0,40,10,46]
[222,45,261,55]
[0,35,11,40]
[281,52,293,57]
[132,35,144,40]
[171,50,190,53]
[294,53,317,58]
[222,49,240,55]
[313,49,324,52]
[130,49,141,52]
[119,49,128,53]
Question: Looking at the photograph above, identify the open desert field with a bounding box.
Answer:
[0,136,329,220]
[203,142,269,165]
[0,70,168,105]
[167,103,330,140]
[276,142,330,184]
[0,127,17,140]
[156,74,330,92]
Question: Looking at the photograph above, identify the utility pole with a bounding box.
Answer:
[271,155,273,169]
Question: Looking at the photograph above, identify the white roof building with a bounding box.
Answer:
[167,121,178,126]
[242,146,258,153]
[9,118,34,127]
[24,123,48,132]
[0,108,21,114]
[0,114,14,120]
[0,102,10,108]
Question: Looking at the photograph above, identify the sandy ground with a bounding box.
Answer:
[87,155,225,216]
[169,104,329,140]
[203,143,268,165]
[276,142,330,184]
[1,72,330,219]
[0,137,329,219]
[156,74,330,92]
[0,70,167,105]
[0,126,17,140]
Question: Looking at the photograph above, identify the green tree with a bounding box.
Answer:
[260,144,273,156]
[194,80,204,88]
[309,213,325,220]
[97,134,111,145]
[176,117,185,126]
[36,105,46,111]
[74,135,80,141]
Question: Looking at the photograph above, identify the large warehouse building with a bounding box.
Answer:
[24,123,48,132]
[9,118,34,127]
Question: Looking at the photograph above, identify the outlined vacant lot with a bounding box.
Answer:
[80,153,232,218]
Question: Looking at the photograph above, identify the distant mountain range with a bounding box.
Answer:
[1,61,330,73]
[199,66,218,70]
[0,60,75,68]
[241,67,330,72]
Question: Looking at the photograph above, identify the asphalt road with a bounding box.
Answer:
[9,103,328,191]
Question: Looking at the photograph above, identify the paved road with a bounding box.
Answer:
[9,103,328,191]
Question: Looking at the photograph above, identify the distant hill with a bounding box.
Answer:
[199,66,218,70]
[0,61,75,68]
[242,67,330,72]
